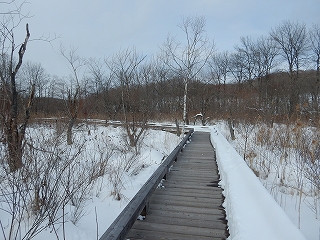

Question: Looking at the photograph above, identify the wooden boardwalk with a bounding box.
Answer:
[126,131,229,240]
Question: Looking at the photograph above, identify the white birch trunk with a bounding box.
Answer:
[182,80,188,136]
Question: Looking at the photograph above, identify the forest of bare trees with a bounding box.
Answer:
[1,2,320,172]
[16,19,318,127]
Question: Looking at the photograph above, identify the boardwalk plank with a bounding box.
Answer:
[128,229,225,240]
[149,191,221,201]
[146,209,225,222]
[130,221,226,238]
[149,197,222,209]
[161,182,221,191]
[137,214,226,229]
[150,203,225,215]
[153,188,222,198]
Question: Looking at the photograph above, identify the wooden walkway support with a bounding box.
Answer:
[126,131,229,240]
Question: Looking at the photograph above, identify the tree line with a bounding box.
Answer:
[16,19,319,124]
[1,1,320,171]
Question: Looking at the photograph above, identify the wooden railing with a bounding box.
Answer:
[99,129,194,240]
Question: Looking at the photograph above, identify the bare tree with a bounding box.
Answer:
[19,62,47,97]
[86,58,114,119]
[0,0,25,15]
[229,51,246,87]
[19,61,49,114]
[160,16,214,132]
[255,36,278,92]
[60,46,85,145]
[270,20,309,117]
[106,47,147,148]
[228,51,246,119]
[138,59,158,119]
[210,51,230,108]
[188,71,215,126]
[234,36,257,82]
[309,24,320,116]
[234,35,279,118]
[0,1,34,172]
[148,59,181,122]
[253,36,279,125]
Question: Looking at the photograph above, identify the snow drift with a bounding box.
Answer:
[209,126,306,240]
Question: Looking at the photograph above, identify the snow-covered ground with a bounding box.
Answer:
[210,125,307,240]
[0,123,181,240]
[212,121,320,240]
[1,121,318,239]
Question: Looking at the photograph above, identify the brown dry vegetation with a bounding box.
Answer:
[25,70,319,126]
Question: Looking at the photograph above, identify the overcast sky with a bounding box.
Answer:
[9,0,320,77]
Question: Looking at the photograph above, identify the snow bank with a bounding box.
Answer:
[210,126,306,240]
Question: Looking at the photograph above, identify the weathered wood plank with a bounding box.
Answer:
[149,202,225,215]
[153,189,224,199]
[170,167,218,172]
[160,182,221,191]
[127,228,225,240]
[168,169,219,176]
[166,177,220,184]
[135,214,226,230]
[141,213,225,230]
[177,153,215,158]
[130,221,226,238]
[154,186,222,196]
[146,208,225,222]
[172,161,217,167]
[170,165,217,171]
[149,193,223,204]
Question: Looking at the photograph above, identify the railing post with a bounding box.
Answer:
[140,201,149,217]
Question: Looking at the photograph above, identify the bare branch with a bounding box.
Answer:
[14,22,29,74]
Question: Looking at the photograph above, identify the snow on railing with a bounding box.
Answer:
[210,126,306,240]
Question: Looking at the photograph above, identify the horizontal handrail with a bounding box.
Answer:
[99,129,194,240]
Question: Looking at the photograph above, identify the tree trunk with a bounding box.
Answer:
[7,136,23,171]
[315,58,320,119]
[201,116,207,126]
[228,117,236,140]
[289,73,300,118]
[67,118,76,145]
[6,72,23,171]
[183,80,188,126]
[175,119,181,137]
[4,24,31,172]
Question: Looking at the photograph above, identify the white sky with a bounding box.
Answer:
[8,0,320,77]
